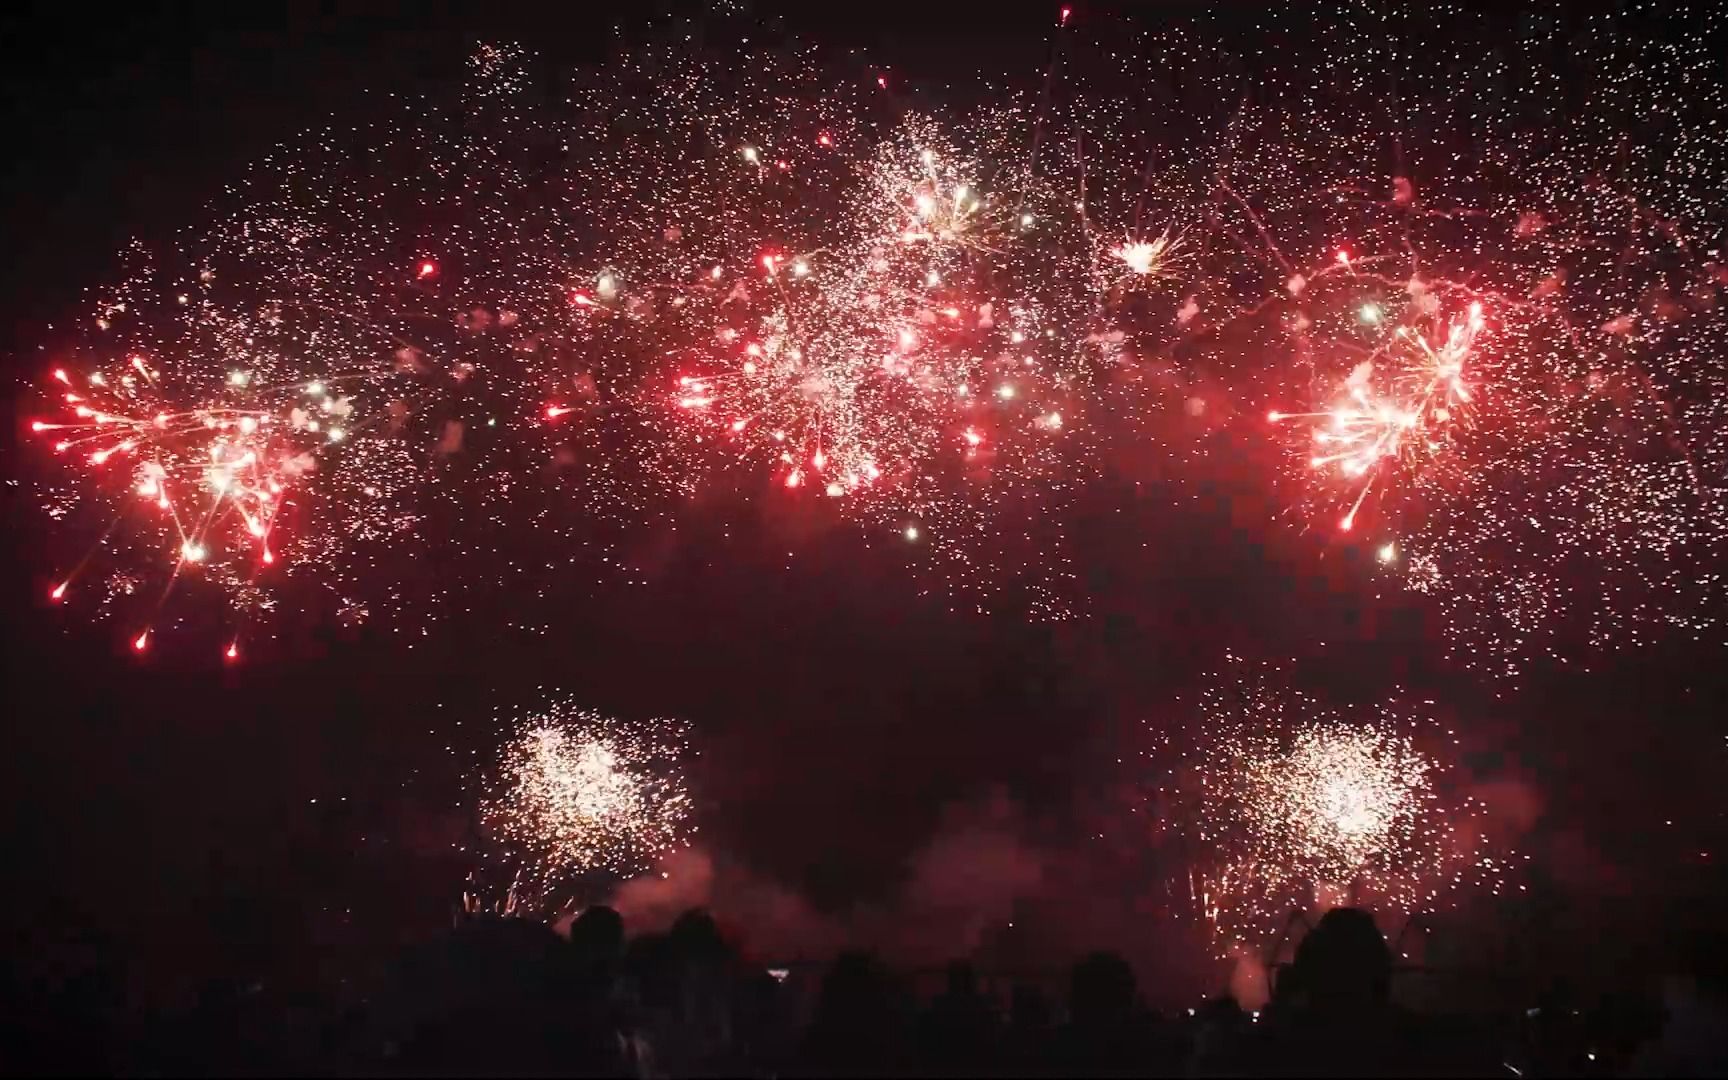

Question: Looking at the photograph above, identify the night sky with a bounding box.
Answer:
[4,0,1726,1011]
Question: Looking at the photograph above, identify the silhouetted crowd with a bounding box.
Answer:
[7,905,1728,1076]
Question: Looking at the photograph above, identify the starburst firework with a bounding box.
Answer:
[1148,661,1513,952]
[479,703,694,893]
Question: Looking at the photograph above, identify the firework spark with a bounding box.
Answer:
[479,703,693,893]
[24,9,1728,664]
[31,262,436,648]
[1111,230,1182,282]
[1150,661,1512,952]
[1270,301,1484,531]
[29,44,629,647]
[556,68,1103,615]
[1145,5,1728,675]
[40,364,338,564]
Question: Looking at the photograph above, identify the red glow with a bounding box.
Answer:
[30,420,46,432]
[50,581,68,601]
[1060,6,1072,24]
[133,631,149,652]
[785,468,803,489]
[1335,249,1351,265]
[52,369,70,385]
[775,159,790,171]
[417,259,438,279]
[262,548,275,566]
[877,74,888,89]
[963,428,984,447]
[570,291,593,307]
[817,132,833,147]
[226,642,239,661]
[1340,515,1355,532]
[545,404,574,420]
[760,252,780,271]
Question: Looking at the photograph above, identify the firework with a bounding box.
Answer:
[25,8,1728,662]
[1152,661,1512,952]
[655,122,1082,496]
[1137,5,1728,676]
[1269,301,1483,532]
[32,247,440,650]
[479,703,694,893]
[39,362,318,557]
[555,53,1106,616]
[30,44,633,649]
[1111,230,1183,283]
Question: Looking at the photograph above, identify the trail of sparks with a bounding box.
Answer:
[1270,301,1484,532]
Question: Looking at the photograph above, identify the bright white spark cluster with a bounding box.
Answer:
[1147,660,1513,953]
[479,703,693,892]
[1233,726,1436,885]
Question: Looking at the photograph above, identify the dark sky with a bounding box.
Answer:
[4,0,1726,1008]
